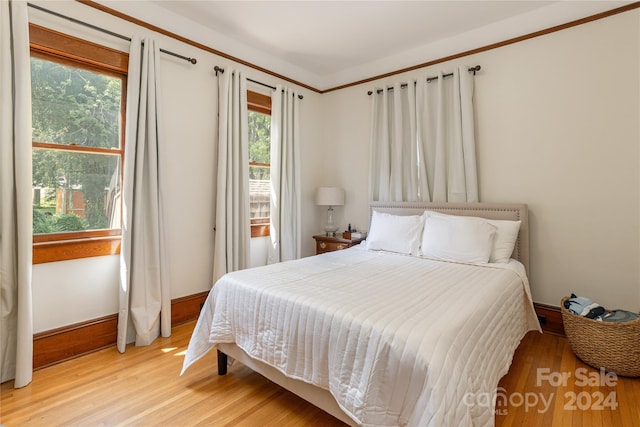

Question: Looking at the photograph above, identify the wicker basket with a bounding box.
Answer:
[560,297,640,377]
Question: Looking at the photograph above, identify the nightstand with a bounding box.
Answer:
[313,234,365,255]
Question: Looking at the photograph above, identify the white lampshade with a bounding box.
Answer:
[315,187,344,206]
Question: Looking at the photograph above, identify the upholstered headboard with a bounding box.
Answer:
[368,201,530,275]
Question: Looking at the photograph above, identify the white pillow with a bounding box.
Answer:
[486,219,521,263]
[420,213,497,263]
[366,211,424,255]
[421,211,522,263]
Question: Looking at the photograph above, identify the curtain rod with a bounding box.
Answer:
[214,66,303,100]
[27,2,197,64]
[367,65,481,95]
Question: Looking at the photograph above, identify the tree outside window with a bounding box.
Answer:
[31,57,123,235]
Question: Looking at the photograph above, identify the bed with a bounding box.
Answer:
[181,202,541,426]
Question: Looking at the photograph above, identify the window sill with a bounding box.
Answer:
[251,224,270,238]
[251,218,270,238]
[33,236,121,264]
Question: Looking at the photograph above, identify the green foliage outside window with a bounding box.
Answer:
[33,208,54,234]
[31,58,120,149]
[31,57,122,234]
[53,213,89,232]
[33,209,88,233]
[248,111,270,180]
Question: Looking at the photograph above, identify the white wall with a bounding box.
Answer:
[32,256,119,332]
[28,0,323,332]
[323,10,640,311]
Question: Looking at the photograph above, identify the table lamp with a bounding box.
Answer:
[315,187,344,237]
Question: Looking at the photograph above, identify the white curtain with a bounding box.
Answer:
[213,69,250,283]
[369,83,418,202]
[0,0,33,388]
[268,86,301,263]
[118,36,170,353]
[369,66,478,202]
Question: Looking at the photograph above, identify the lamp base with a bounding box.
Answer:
[323,206,339,237]
[324,225,339,237]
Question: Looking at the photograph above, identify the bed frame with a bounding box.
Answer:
[216,201,529,426]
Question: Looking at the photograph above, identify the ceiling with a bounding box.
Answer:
[98,1,632,91]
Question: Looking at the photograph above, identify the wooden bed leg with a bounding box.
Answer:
[217,350,228,375]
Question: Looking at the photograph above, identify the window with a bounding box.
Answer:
[248,91,271,238]
[29,24,128,263]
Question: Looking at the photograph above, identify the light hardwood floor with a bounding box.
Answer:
[1,321,639,426]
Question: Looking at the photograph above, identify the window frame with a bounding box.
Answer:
[29,24,128,264]
[247,90,272,238]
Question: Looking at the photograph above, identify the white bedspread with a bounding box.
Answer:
[181,245,540,426]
